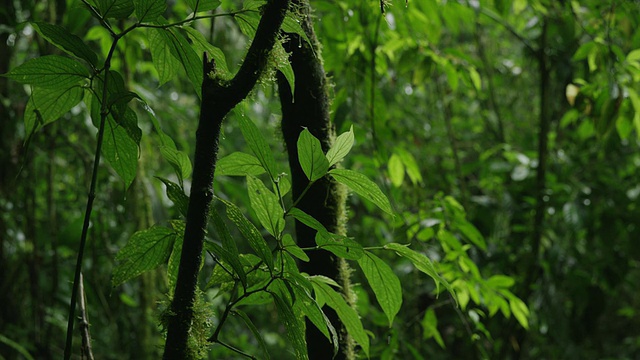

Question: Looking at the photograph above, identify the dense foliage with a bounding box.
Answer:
[1,0,639,359]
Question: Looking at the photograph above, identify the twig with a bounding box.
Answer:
[78,272,95,360]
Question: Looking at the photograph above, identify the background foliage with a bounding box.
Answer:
[1,0,640,359]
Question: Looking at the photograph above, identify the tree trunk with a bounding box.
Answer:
[277,3,355,359]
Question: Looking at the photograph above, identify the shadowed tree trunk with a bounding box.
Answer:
[277,3,355,359]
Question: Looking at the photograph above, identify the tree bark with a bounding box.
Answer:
[277,3,354,359]
[162,0,290,357]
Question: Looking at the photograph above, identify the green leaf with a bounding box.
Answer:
[133,0,165,22]
[233,309,271,360]
[31,22,98,66]
[218,197,274,270]
[421,308,445,348]
[206,240,246,289]
[184,0,221,11]
[162,28,203,98]
[216,152,265,176]
[4,55,89,89]
[277,44,295,96]
[453,218,487,251]
[281,13,312,47]
[94,0,135,18]
[509,295,530,329]
[468,66,482,91]
[298,129,330,182]
[247,176,285,238]
[237,112,278,180]
[148,28,180,85]
[23,85,84,134]
[283,234,309,262]
[315,231,364,260]
[388,153,405,187]
[627,88,640,139]
[159,146,192,185]
[326,125,354,167]
[183,27,230,76]
[156,177,189,217]
[0,334,35,360]
[329,168,394,215]
[357,251,402,326]
[235,10,261,37]
[384,243,453,298]
[271,288,309,360]
[112,226,176,286]
[102,116,138,188]
[312,280,369,357]
[291,283,338,351]
[486,275,515,289]
[396,148,423,185]
[287,207,327,233]
[167,221,186,293]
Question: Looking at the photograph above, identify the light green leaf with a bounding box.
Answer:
[388,153,405,187]
[421,308,445,348]
[384,243,453,298]
[24,85,84,134]
[454,218,487,251]
[5,55,89,89]
[508,295,530,329]
[155,177,189,217]
[159,146,192,185]
[183,27,230,76]
[281,12,312,48]
[312,280,369,357]
[468,66,482,91]
[102,116,138,189]
[283,234,309,262]
[148,28,180,85]
[627,88,640,139]
[218,197,274,270]
[216,152,265,176]
[486,275,515,289]
[133,0,165,22]
[277,43,295,96]
[287,207,327,233]
[237,112,278,180]
[315,231,364,260]
[112,226,176,286]
[247,176,284,238]
[298,129,330,182]
[396,148,423,185]
[31,22,98,65]
[358,251,402,326]
[326,125,354,167]
[329,168,394,215]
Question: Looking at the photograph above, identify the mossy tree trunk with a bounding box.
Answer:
[277,3,355,359]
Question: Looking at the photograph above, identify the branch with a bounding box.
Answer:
[162,0,290,357]
[78,273,95,360]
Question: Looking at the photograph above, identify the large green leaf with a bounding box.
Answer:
[209,207,243,282]
[329,168,394,215]
[271,286,309,360]
[23,85,84,134]
[148,28,180,85]
[162,28,203,98]
[102,116,138,188]
[31,22,98,66]
[312,280,369,357]
[325,125,354,167]
[159,146,192,185]
[183,27,230,76]
[357,251,402,326]
[216,152,265,176]
[4,55,89,89]
[247,176,284,238]
[112,226,176,286]
[387,153,405,187]
[315,232,364,260]
[218,197,274,270]
[384,243,453,297]
[287,207,326,233]
[155,177,189,217]
[133,0,165,22]
[298,129,330,182]
[237,112,278,180]
[282,234,309,262]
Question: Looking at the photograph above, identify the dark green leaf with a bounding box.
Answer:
[421,308,445,348]
[315,231,364,260]
[167,220,186,293]
[183,27,230,76]
[218,197,274,270]
[329,168,394,215]
[112,226,176,286]
[93,0,135,19]
[159,146,192,185]
[247,176,284,238]
[155,177,189,217]
[237,112,278,180]
[206,241,246,289]
[5,55,89,88]
[271,288,309,360]
[162,28,203,98]
[216,152,265,176]
[357,251,402,326]
[233,309,271,359]
[312,280,369,357]
[298,129,330,182]
[287,207,327,233]
[283,234,309,262]
[31,22,98,65]
[184,0,221,12]
[281,13,312,48]
[133,0,165,22]
[148,28,180,85]
[102,116,138,188]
